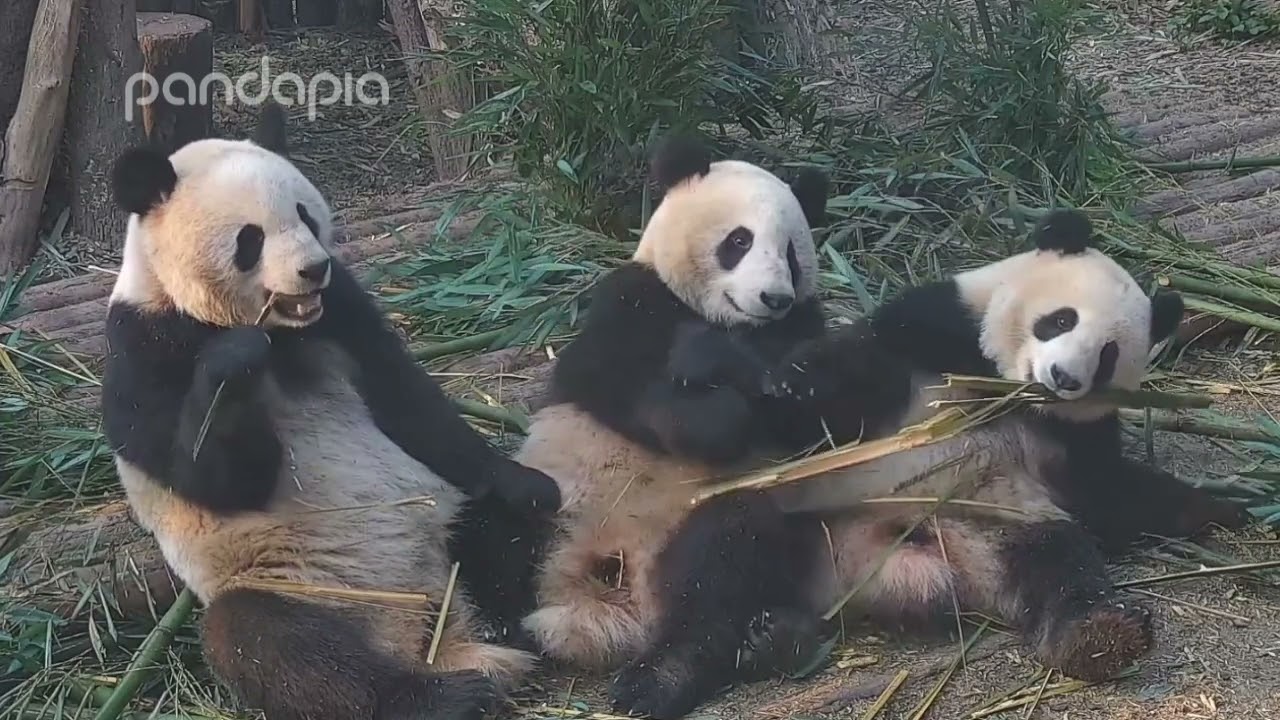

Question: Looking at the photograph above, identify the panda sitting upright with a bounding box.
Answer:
[728,208,1255,682]
[515,135,835,715]
[101,104,560,720]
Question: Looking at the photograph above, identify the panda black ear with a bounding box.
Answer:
[1030,208,1092,254]
[111,147,177,216]
[790,167,829,230]
[1150,289,1184,345]
[254,100,288,155]
[650,133,710,191]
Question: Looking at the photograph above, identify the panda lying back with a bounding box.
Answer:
[101,104,559,720]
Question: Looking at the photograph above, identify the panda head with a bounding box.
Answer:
[956,209,1183,412]
[633,135,829,327]
[109,103,334,329]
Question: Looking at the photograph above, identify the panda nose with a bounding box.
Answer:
[298,258,331,283]
[759,291,794,311]
[1050,364,1082,392]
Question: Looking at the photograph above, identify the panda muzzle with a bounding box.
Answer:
[271,291,323,322]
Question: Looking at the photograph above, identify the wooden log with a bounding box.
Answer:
[0,0,40,133]
[0,0,81,275]
[385,0,474,181]
[135,12,215,154]
[264,0,295,29]
[62,0,145,254]
[295,0,337,25]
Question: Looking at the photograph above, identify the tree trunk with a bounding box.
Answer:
[385,0,474,181]
[63,0,144,255]
[136,13,214,154]
[136,0,174,10]
[754,0,835,71]
[337,0,383,27]
[238,0,264,39]
[0,0,81,275]
[198,0,237,31]
[0,0,41,133]
[295,0,337,26]
[264,0,295,29]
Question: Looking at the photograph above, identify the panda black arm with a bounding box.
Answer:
[102,306,282,513]
[765,319,915,447]
[316,261,560,512]
[870,279,996,377]
[552,263,765,464]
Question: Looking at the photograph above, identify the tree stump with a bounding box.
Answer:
[136,12,215,154]
[62,0,145,254]
[385,0,474,181]
[0,0,40,133]
[0,0,81,275]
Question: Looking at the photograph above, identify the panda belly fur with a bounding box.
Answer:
[116,342,531,681]
[516,401,736,666]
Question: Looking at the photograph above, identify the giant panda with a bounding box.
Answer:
[720,208,1255,684]
[513,135,836,715]
[100,103,562,720]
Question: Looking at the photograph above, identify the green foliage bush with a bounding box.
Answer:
[437,0,818,236]
[1170,0,1280,41]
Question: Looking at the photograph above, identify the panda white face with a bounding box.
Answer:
[959,217,1182,411]
[110,117,335,330]
[635,155,826,327]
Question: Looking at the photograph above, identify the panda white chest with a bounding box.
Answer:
[262,347,464,517]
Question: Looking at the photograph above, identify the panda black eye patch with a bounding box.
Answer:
[1032,307,1078,341]
[786,241,801,289]
[297,203,319,238]
[235,225,265,271]
[717,227,754,270]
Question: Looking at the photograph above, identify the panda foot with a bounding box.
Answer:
[380,669,501,720]
[739,608,831,681]
[610,652,715,720]
[1043,603,1152,682]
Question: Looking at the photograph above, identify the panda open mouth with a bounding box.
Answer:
[270,291,323,323]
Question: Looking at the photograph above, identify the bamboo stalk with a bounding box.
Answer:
[234,578,433,612]
[92,588,197,720]
[1114,559,1280,589]
[1181,296,1280,335]
[941,374,1214,410]
[1142,155,1280,174]
[453,398,529,433]
[411,328,506,361]
[1111,246,1280,291]
[690,406,992,505]
[860,669,910,720]
[1157,274,1280,313]
[1120,408,1278,444]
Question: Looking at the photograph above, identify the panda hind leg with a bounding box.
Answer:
[201,587,499,720]
[994,519,1152,682]
[610,491,827,720]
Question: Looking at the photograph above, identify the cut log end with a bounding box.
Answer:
[136,12,214,153]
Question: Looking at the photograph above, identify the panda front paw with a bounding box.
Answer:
[668,322,769,396]
[487,458,562,515]
[198,326,272,389]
